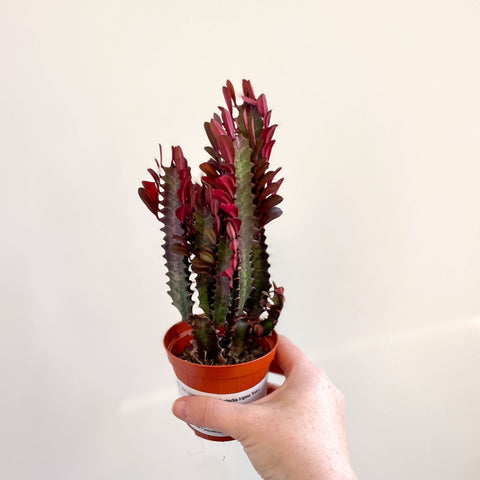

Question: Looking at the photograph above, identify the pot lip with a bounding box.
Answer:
[163,321,278,369]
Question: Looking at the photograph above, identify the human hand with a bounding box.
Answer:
[172,335,357,480]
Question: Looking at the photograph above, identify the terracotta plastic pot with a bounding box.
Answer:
[164,321,278,441]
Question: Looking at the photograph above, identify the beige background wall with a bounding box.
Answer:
[1,1,479,478]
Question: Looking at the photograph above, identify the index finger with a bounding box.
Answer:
[270,334,309,377]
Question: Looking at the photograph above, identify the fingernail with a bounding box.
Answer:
[172,398,188,420]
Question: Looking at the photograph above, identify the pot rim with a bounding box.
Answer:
[164,320,278,368]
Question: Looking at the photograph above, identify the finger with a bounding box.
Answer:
[274,334,308,376]
[266,382,280,394]
[172,396,249,439]
[269,358,284,375]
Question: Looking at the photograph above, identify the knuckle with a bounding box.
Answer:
[306,363,324,382]
[198,398,216,427]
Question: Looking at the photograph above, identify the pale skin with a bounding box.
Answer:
[172,335,358,480]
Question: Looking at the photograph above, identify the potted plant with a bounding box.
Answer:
[138,80,284,440]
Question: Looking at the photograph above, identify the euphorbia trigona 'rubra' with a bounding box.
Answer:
[139,80,284,364]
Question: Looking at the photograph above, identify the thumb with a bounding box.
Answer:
[172,395,247,439]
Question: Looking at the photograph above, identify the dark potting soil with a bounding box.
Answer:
[178,338,269,365]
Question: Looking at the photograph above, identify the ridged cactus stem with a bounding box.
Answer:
[190,315,220,364]
[234,136,256,315]
[212,236,233,328]
[229,318,249,361]
[159,165,194,321]
[245,229,271,317]
[193,208,216,317]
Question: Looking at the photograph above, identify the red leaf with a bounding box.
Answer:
[215,174,236,198]
[213,215,221,234]
[212,189,231,204]
[242,79,255,99]
[138,187,158,216]
[221,266,234,281]
[242,95,257,106]
[175,204,191,223]
[204,146,220,161]
[172,146,187,170]
[226,221,236,240]
[147,168,159,185]
[250,115,256,142]
[261,206,283,226]
[264,111,271,127]
[141,180,158,197]
[170,243,190,256]
[200,161,218,178]
[157,145,163,168]
[257,94,267,117]
[217,135,235,164]
[226,218,241,238]
[243,108,249,135]
[223,86,233,114]
[223,164,235,175]
[192,256,212,274]
[256,170,277,192]
[226,80,236,105]
[177,183,189,204]
[204,186,220,215]
[257,194,283,214]
[210,200,220,217]
[254,158,268,181]
[219,203,238,217]
[274,284,284,296]
[204,122,217,149]
[252,137,265,162]
[261,124,277,145]
[262,140,275,159]
[220,107,235,139]
[257,178,284,203]
[253,323,264,336]
[210,118,226,141]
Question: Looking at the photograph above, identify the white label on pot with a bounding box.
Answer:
[176,376,268,438]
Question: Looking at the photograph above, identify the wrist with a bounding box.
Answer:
[283,453,356,480]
